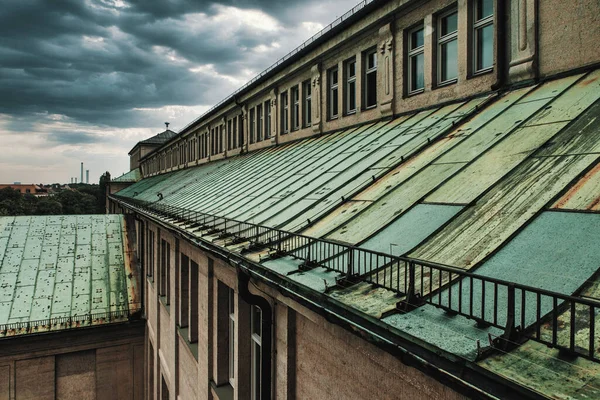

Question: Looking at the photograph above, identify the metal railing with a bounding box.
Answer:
[114,195,600,361]
[0,303,142,338]
[179,0,376,134]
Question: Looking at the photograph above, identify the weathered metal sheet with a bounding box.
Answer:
[0,215,138,333]
[360,204,464,255]
[480,340,600,400]
[426,121,570,204]
[327,162,466,244]
[552,162,600,211]
[411,154,600,269]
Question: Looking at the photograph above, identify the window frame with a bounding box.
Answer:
[257,103,263,142]
[249,108,255,144]
[407,24,425,95]
[302,79,312,128]
[345,57,357,115]
[363,48,378,109]
[328,66,339,120]
[264,100,271,139]
[280,91,289,134]
[437,7,459,86]
[291,85,300,131]
[250,305,262,400]
[473,0,494,74]
[228,287,236,386]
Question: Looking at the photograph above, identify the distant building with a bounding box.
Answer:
[128,128,177,172]
[0,184,48,197]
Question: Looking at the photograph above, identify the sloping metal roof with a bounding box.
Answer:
[113,69,600,399]
[0,215,140,337]
[112,168,142,183]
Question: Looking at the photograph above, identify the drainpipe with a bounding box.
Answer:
[237,268,273,400]
[491,0,506,90]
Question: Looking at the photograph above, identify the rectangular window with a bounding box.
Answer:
[291,86,300,130]
[232,116,238,149]
[257,104,263,141]
[438,8,459,84]
[473,0,494,73]
[251,305,262,400]
[189,260,198,343]
[160,239,170,304]
[219,125,224,153]
[363,48,377,108]
[280,91,289,134]
[302,80,312,127]
[228,287,235,385]
[147,230,154,278]
[345,58,357,114]
[328,67,339,119]
[264,101,271,139]
[408,25,425,94]
[179,254,189,328]
[249,108,255,144]
[227,120,232,150]
[239,114,245,146]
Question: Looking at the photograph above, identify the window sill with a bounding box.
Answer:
[345,110,357,116]
[363,105,377,111]
[436,78,458,88]
[407,88,425,97]
[177,326,199,361]
[328,116,339,121]
[210,381,233,400]
[147,277,154,286]
[159,296,170,313]
[472,67,494,78]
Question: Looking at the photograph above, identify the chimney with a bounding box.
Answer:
[75,178,78,184]
[165,122,170,130]
[86,170,90,184]
[81,162,84,184]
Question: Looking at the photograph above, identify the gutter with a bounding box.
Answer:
[491,0,506,90]
[114,199,549,400]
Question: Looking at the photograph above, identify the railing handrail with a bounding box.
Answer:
[112,194,600,361]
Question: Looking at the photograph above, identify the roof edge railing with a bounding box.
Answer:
[113,194,600,363]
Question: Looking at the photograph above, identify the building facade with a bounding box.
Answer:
[108,1,600,400]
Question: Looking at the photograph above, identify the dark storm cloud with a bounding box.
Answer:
[0,0,357,135]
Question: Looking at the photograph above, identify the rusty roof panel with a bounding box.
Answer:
[552,162,600,211]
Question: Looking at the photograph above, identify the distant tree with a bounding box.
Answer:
[35,198,63,215]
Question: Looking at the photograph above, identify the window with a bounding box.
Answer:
[438,8,458,84]
[160,239,170,304]
[257,104,263,142]
[291,86,300,131]
[232,116,238,149]
[302,80,312,127]
[264,100,271,139]
[228,287,235,385]
[251,306,262,400]
[408,25,425,94]
[219,125,224,153]
[189,260,198,343]
[179,254,189,328]
[363,48,377,108]
[345,58,357,114]
[239,114,245,146]
[227,120,233,150]
[147,230,154,279]
[473,0,494,73]
[328,67,339,119]
[281,91,289,134]
[250,108,255,144]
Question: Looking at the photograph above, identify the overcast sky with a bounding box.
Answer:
[0,0,359,184]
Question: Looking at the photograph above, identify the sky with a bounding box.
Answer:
[0,0,360,184]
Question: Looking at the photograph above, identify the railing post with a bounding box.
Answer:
[500,283,517,350]
[406,261,415,304]
[347,249,354,278]
[277,231,282,254]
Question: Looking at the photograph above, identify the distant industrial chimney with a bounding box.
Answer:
[86,170,90,184]
[80,162,84,184]
[165,122,170,130]
[70,177,73,184]
[75,178,78,184]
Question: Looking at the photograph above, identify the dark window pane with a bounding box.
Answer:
[441,11,458,36]
[366,73,377,107]
[477,24,494,70]
[348,61,356,77]
[331,69,338,85]
[411,28,424,49]
[441,39,458,81]
[477,0,494,20]
[253,342,261,399]
[332,88,338,116]
[348,81,356,111]
[411,53,424,91]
